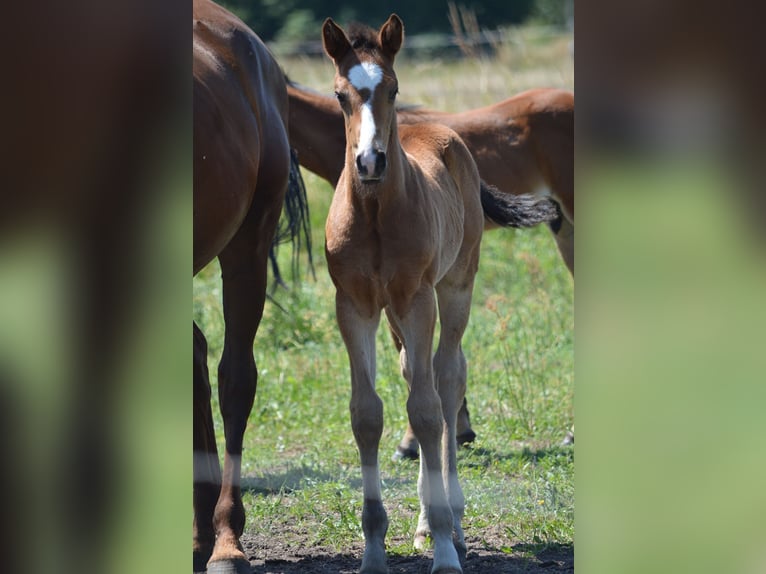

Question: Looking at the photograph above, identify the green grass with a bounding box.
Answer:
[193,30,573,556]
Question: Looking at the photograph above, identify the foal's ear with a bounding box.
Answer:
[379,14,404,59]
[322,18,352,63]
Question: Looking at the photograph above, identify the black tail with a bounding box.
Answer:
[480,181,561,228]
[269,148,315,289]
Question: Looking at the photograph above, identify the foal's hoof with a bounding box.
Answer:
[206,558,252,574]
[561,430,574,445]
[392,445,419,462]
[456,429,476,447]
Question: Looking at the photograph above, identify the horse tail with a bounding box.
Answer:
[269,148,315,289]
[480,180,561,229]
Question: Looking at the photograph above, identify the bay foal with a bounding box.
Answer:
[287,77,573,459]
[322,15,558,573]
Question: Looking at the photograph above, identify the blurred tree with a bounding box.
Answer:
[530,0,569,27]
[217,0,538,43]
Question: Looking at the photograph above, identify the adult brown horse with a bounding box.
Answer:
[287,73,573,460]
[322,15,559,573]
[193,1,310,572]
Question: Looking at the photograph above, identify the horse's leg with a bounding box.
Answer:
[394,288,462,574]
[551,213,574,276]
[456,399,475,446]
[336,292,387,574]
[207,208,274,574]
[393,357,473,461]
[194,322,222,572]
[431,277,477,566]
[395,406,474,461]
[388,326,419,461]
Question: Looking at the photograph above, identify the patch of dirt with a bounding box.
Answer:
[242,533,573,573]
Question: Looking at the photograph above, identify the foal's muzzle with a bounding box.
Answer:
[356,149,387,182]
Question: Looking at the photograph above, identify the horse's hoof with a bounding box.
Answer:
[392,445,419,462]
[414,531,431,551]
[561,431,574,445]
[456,429,476,447]
[455,542,467,567]
[206,558,251,574]
[193,550,211,573]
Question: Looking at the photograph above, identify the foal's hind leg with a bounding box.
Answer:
[194,322,222,572]
[335,293,387,574]
[394,398,475,461]
[392,322,474,462]
[208,208,275,574]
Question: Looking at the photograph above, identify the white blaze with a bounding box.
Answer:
[358,104,376,153]
[347,62,383,174]
[348,61,383,92]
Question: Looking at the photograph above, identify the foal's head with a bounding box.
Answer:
[322,15,403,184]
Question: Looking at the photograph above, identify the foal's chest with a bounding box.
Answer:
[326,217,437,314]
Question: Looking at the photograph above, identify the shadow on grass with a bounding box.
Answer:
[247,544,573,573]
[459,443,574,468]
[241,466,414,496]
[241,443,572,495]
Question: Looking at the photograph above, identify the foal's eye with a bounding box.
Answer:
[335,91,348,105]
[388,88,398,102]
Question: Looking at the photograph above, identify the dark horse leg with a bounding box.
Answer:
[206,202,276,574]
[194,321,222,572]
[550,214,574,277]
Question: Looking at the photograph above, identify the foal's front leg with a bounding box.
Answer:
[432,278,477,565]
[335,292,388,574]
[392,288,462,574]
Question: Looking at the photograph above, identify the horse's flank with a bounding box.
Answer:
[194,0,290,274]
[400,89,574,221]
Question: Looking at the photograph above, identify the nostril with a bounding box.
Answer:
[375,151,386,175]
[356,155,368,176]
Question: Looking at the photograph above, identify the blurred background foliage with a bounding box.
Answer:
[219,0,571,45]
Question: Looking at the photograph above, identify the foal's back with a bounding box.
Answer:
[397,122,484,274]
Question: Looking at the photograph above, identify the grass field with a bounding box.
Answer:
[193,25,574,570]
